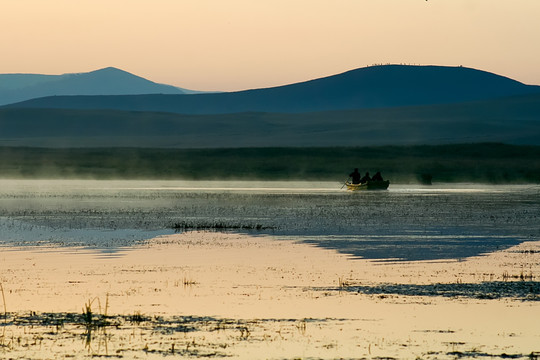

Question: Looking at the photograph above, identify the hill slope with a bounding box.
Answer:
[5,65,540,114]
[1,93,539,148]
[0,67,196,106]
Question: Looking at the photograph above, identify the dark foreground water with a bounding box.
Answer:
[0,180,538,261]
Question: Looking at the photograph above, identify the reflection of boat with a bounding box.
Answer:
[345,180,390,191]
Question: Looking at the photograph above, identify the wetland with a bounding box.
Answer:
[0,180,539,359]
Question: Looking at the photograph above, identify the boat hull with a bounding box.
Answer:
[346,180,390,191]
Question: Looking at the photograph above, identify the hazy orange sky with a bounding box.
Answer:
[2,0,540,91]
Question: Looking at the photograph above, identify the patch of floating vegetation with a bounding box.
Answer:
[172,220,274,232]
[322,281,540,301]
[510,249,539,254]
[445,350,538,359]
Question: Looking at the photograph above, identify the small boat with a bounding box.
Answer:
[345,180,390,191]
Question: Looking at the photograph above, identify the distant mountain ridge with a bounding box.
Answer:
[0,67,198,106]
[2,64,539,149]
[4,65,540,113]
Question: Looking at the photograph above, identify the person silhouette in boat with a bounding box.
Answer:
[349,168,361,184]
[372,171,383,182]
[360,172,371,184]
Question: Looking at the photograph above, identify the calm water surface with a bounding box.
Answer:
[0,180,538,261]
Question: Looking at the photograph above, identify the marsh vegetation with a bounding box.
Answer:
[0,143,539,183]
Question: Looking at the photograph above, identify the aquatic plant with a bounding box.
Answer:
[296,319,307,336]
[81,295,111,329]
[80,295,114,356]
[130,311,145,324]
[503,270,535,282]
[338,276,351,289]
[172,221,272,232]
[183,277,198,287]
[0,282,6,347]
[82,300,93,326]
[0,283,6,319]
[238,326,250,340]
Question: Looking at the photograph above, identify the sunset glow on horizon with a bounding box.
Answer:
[2,0,540,91]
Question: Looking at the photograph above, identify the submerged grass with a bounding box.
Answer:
[326,281,540,301]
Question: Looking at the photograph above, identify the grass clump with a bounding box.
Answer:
[81,295,110,329]
[173,221,272,232]
[1,282,6,347]
[129,311,146,325]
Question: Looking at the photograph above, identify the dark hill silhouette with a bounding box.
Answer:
[0,67,198,106]
[1,93,539,148]
[4,65,540,114]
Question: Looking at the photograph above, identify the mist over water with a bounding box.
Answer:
[0,180,538,261]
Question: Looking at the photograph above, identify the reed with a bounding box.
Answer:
[0,283,6,319]
[0,282,6,346]
[82,299,94,327]
[81,296,110,329]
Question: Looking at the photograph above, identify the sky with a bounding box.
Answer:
[1,0,540,92]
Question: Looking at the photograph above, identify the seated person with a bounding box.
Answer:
[372,171,383,181]
[360,172,371,184]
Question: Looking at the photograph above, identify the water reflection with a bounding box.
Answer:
[0,218,173,254]
[277,233,527,261]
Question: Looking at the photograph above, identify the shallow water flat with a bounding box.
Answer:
[0,180,538,261]
[0,180,539,359]
[1,231,539,359]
